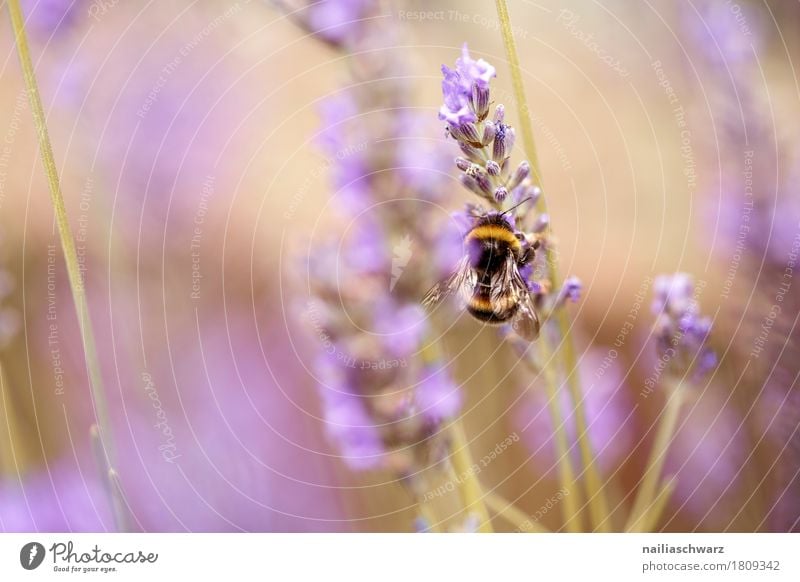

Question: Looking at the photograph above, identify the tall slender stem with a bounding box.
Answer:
[494,0,611,531]
[626,384,685,531]
[636,477,677,533]
[535,341,582,531]
[7,0,127,531]
[448,419,493,532]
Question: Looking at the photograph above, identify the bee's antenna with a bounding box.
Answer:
[500,196,533,216]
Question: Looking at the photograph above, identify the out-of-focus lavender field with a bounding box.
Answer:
[0,0,798,532]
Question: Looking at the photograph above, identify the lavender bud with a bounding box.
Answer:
[493,104,505,124]
[554,276,583,309]
[507,161,530,191]
[529,185,542,205]
[494,186,508,203]
[466,164,493,196]
[472,169,493,196]
[450,122,481,145]
[482,121,496,146]
[460,174,485,198]
[472,83,491,120]
[492,124,507,162]
[455,157,472,172]
[532,213,549,233]
[651,273,716,379]
[485,160,501,176]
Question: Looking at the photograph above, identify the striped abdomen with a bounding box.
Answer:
[467,285,518,324]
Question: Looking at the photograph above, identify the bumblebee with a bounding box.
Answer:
[423,203,540,341]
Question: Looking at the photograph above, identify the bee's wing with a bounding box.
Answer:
[422,256,475,309]
[493,254,540,341]
[511,287,540,341]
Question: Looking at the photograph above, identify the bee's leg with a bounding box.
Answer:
[519,243,535,266]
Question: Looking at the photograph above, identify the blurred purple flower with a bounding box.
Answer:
[302,20,461,476]
[305,0,371,45]
[554,276,582,308]
[415,364,462,423]
[0,460,113,532]
[318,361,386,470]
[372,302,427,359]
[652,274,716,379]
[23,0,84,35]
[5,273,346,531]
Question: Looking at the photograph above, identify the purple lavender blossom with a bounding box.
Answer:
[415,364,462,423]
[302,22,462,478]
[554,276,582,307]
[0,460,113,532]
[23,0,84,35]
[651,274,716,379]
[439,44,496,125]
[305,0,371,45]
[437,45,583,334]
[318,359,386,470]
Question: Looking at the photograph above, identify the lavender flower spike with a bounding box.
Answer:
[652,273,716,379]
[437,44,580,338]
[301,22,463,482]
[439,44,496,126]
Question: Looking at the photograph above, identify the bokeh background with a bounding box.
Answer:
[0,0,798,532]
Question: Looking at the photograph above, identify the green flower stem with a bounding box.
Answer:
[535,341,582,532]
[494,0,611,531]
[8,0,127,531]
[626,383,686,532]
[636,477,677,533]
[448,419,493,532]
